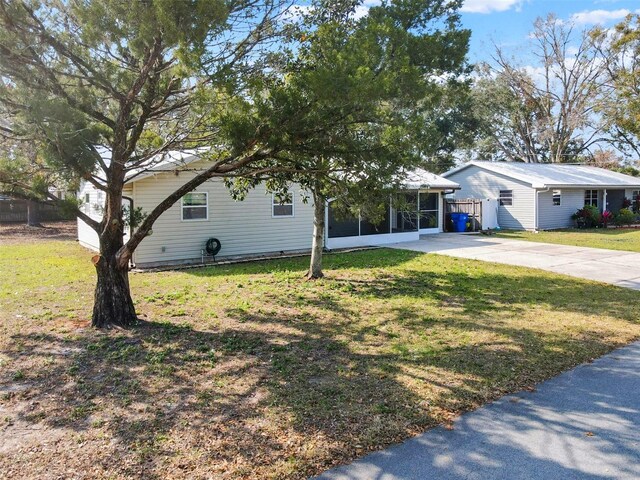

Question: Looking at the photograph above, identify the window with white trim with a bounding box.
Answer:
[181,192,208,221]
[84,193,90,204]
[499,190,513,206]
[552,189,561,206]
[632,190,639,203]
[272,191,294,217]
[584,189,598,208]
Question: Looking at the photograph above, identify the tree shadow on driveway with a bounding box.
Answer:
[315,342,640,480]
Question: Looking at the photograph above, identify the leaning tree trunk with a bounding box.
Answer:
[307,190,325,280]
[91,228,137,328]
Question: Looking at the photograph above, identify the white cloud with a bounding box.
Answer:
[570,9,635,25]
[523,65,547,84]
[460,0,522,14]
[566,45,580,56]
[353,1,382,20]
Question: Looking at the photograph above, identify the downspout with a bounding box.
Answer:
[122,195,136,269]
[534,187,550,233]
[389,194,393,234]
[324,198,330,250]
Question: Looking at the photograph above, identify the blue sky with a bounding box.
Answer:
[461,0,640,62]
[286,1,640,65]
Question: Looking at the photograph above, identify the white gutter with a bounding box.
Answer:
[534,184,640,189]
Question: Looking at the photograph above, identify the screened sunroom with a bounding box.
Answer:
[324,169,460,250]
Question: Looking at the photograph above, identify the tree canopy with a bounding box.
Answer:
[471,15,608,163]
[594,14,640,159]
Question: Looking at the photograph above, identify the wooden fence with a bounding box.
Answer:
[444,199,482,232]
[0,199,74,223]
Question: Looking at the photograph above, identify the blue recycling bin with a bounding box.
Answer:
[450,212,469,232]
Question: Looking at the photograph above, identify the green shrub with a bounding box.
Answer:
[572,205,602,228]
[614,208,637,226]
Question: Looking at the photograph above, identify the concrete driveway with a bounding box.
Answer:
[386,234,640,290]
[315,341,640,480]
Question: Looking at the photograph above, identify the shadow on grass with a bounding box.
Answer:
[2,248,640,478]
[2,319,435,478]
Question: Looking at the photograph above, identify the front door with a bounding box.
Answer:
[606,189,625,214]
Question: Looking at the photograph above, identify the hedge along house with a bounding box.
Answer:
[77,154,459,268]
[443,161,640,231]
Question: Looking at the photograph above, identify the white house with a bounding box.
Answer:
[443,161,640,231]
[77,153,459,267]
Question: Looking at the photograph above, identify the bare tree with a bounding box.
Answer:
[593,14,640,159]
[474,14,607,163]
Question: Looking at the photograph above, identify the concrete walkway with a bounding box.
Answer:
[315,341,640,480]
[387,234,640,290]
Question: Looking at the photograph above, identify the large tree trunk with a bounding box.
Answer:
[92,252,137,328]
[307,190,325,279]
[26,200,40,226]
[91,197,137,328]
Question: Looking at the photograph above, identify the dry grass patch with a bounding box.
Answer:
[1,236,639,479]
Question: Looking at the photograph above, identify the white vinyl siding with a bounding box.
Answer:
[537,189,585,230]
[77,181,132,251]
[130,159,314,266]
[446,165,536,230]
[77,216,99,251]
[77,180,101,250]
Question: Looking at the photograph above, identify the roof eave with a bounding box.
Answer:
[124,153,201,184]
[402,184,461,190]
[442,162,478,178]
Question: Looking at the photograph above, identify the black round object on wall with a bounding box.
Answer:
[205,238,222,256]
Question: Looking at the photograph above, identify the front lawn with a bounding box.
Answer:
[1,237,640,479]
[496,228,640,253]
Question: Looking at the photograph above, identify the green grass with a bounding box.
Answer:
[1,239,640,479]
[495,228,640,252]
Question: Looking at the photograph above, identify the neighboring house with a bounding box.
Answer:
[444,161,640,231]
[77,153,459,267]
